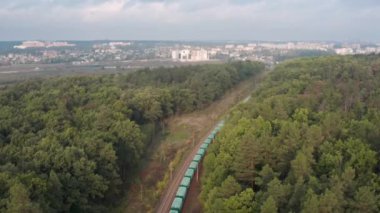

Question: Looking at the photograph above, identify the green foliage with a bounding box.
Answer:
[351,186,379,212]
[0,62,264,211]
[201,55,380,212]
[261,196,278,213]
[6,182,41,213]
[224,188,256,212]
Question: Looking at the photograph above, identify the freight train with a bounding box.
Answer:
[169,120,225,213]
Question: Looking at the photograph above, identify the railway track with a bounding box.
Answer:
[155,122,222,213]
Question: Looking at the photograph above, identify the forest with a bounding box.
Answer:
[201,55,380,212]
[0,61,264,212]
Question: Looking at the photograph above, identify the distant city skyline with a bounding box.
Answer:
[1,0,380,42]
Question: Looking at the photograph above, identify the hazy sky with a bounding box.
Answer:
[0,0,379,41]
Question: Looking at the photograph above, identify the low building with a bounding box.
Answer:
[14,41,75,49]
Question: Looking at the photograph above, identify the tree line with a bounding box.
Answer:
[0,61,265,212]
[201,55,380,212]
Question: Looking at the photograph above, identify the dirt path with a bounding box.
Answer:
[155,73,267,213]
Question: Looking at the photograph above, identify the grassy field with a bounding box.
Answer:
[0,60,222,86]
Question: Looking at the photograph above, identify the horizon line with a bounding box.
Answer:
[0,39,379,44]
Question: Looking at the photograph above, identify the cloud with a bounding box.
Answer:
[82,0,126,22]
[0,0,379,41]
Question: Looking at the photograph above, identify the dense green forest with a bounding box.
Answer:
[201,55,380,212]
[0,62,264,212]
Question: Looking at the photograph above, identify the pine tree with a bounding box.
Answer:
[232,138,258,186]
[47,171,63,211]
[301,189,319,213]
[223,188,256,212]
[351,186,379,212]
[319,190,342,213]
[7,182,41,213]
[218,176,242,198]
[261,196,278,213]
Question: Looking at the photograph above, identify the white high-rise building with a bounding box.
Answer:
[335,48,354,55]
[191,49,208,61]
[172,49,209,62]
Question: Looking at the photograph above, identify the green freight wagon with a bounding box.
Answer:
[200,143,208,149]
[170,210,179,213]
[209,133,215,139]
[170,197,183,212]
[197,148,205,156]
[193,154,202,162]
[204,138,212,144]
[189,161,198,170]
[207,135,214,140]
[185,168,195,178]
[180,177,191,188]
[176,186,188,199]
